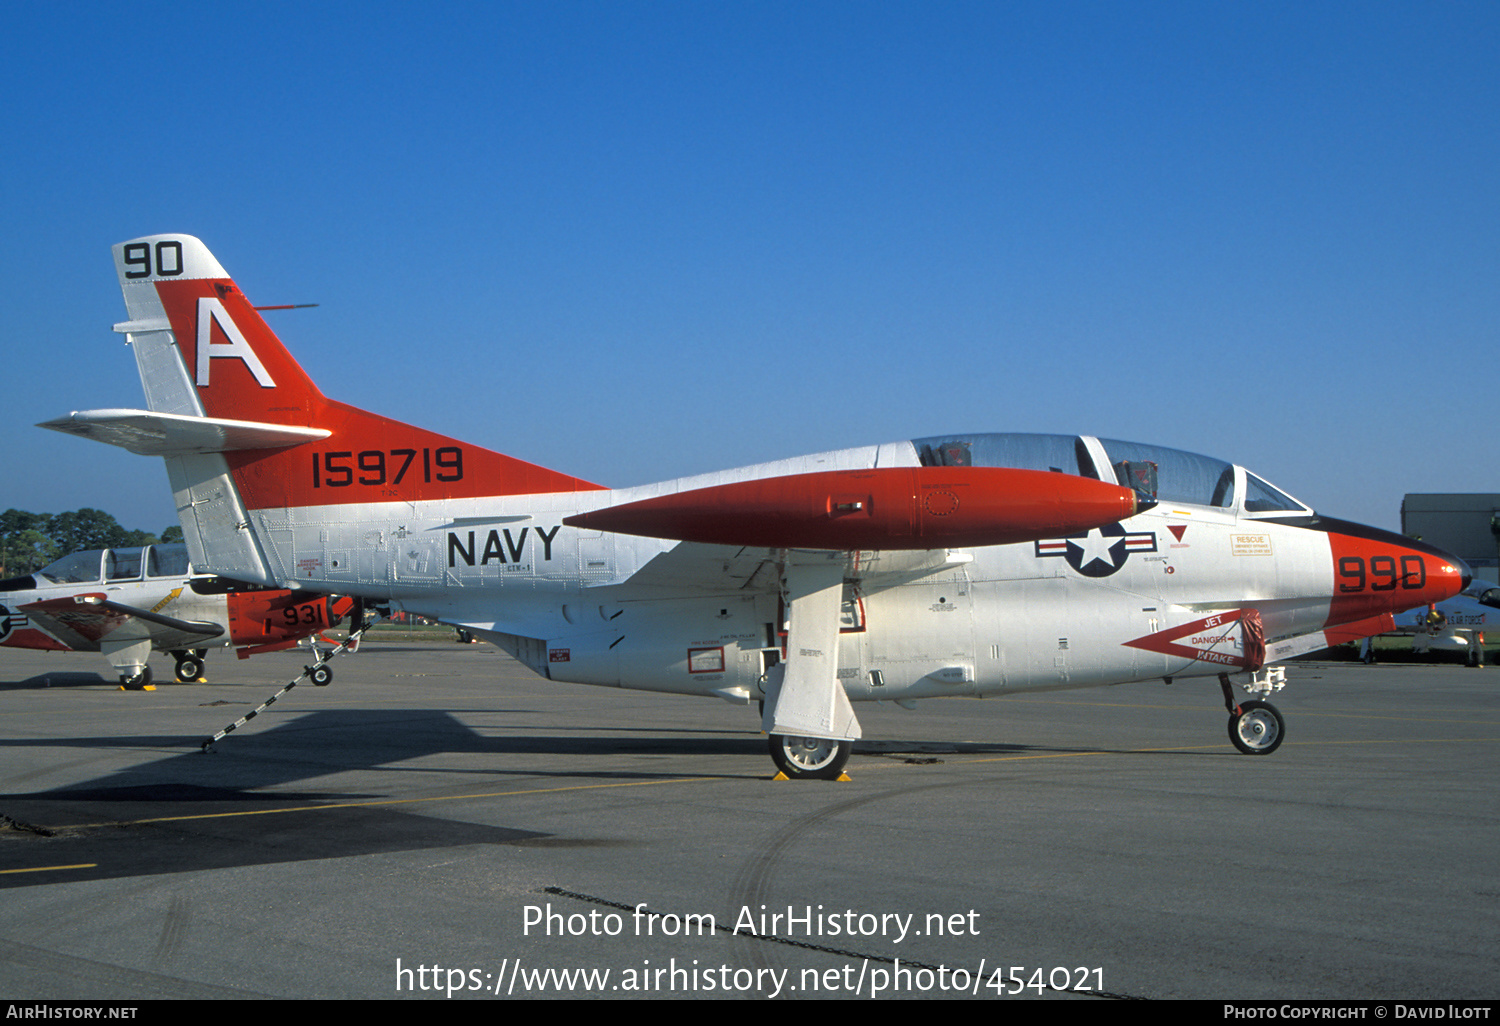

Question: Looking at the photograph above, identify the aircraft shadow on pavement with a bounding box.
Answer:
[0,703,1216,817]
[0,699,1235,889]
[0,708,775,803]
[0,797,557,890]
[2,708,738,889]
[2,672,113,690]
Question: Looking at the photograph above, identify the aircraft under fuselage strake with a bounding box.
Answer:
[39,235,1469,777]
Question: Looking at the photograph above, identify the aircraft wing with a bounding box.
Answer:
[593,542,778,594]
[594,541,968,595]
[19,594,223,652]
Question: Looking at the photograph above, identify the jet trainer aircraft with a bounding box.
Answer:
[0,543,352,689]
[40,235,1470,776]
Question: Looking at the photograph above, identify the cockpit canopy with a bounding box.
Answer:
[34,543,193,585]
[912,433,1310,518]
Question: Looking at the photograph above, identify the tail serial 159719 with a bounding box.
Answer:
[41,235,1468,778]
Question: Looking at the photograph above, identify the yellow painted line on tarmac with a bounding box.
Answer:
[1276,711,1500,727]
[957,744,1216,765]
[1276,737,1500,746]
[950,736,1498,766]
[0,863,97,875]
[994,696,1500,727]
[58,776,717,830]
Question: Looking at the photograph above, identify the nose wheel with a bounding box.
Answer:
[118,666,154,691]
[1228,699,1284,755]
[1218,671,1286,755]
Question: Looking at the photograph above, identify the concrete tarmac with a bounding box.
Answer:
[1,636,1496,1001]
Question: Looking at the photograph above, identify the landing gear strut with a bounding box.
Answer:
[768,734,851,780]
[1219,671,1285,755]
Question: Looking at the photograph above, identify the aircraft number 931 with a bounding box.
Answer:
[1338,555,1426,593]
[267,602,327,632]
[312,447,463,488]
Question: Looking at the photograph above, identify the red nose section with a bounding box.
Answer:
[1325,527,1468,627]
[564,467,1140,551]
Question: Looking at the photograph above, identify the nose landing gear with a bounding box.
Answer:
[1219,670,1286,756]
[1228,699,1284,755]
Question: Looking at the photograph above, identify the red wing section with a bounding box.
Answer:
[19,594,131,648]
[20,594,222,651]
[0,617,70,652]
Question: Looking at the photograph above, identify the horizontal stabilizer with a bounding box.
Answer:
[37,408,330,457]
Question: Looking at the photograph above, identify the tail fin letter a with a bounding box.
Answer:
[196,296,275,388]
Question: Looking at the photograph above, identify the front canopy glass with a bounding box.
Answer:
[912,432,1307,515]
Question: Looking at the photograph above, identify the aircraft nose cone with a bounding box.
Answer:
[1432,550,1470,601]
[1320,518,1470,618]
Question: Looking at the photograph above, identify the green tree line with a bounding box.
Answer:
[0,509,182,577]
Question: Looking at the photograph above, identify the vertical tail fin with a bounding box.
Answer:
[47,235,604,585]
[114,235,326,426]
[110,234,602,512]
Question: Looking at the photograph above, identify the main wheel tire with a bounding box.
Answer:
[174,654,205,683]
[1229,700,1284,755]
[309,664,332,686]
[120,666,154,691]
[768,734,852,780]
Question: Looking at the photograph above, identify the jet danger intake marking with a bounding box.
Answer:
[1035,523,1158,577]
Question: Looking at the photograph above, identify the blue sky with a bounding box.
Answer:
[2,2,1496,535]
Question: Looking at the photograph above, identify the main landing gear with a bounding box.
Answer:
[768,734,853,781]
[1219,670,1285,755]
[759,557,861,781]
[172,649,207,683]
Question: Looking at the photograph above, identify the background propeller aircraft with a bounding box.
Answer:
[0,542,352,689]
[40,235,1469,775]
